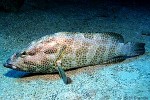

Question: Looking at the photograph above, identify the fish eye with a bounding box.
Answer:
[20,51,27,58]
[22,51,27,55]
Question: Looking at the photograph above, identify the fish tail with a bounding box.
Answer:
[123,42,145,57]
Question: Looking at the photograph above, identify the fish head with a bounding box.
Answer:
[3,49,57,73]
[3,35,66,73]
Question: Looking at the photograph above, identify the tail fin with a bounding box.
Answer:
[123,42,145,57]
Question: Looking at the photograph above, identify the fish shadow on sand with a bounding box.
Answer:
[4,70,61,82]
[3,66,96,82]
[3,70,50,78]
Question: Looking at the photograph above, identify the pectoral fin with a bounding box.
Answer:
[54,45,72,84]
[57,66,72,84]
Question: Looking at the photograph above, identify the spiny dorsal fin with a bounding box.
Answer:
[100,32,124,43]
[55,32,124,42]
[55,32,78,36]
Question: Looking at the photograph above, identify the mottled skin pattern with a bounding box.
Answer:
[10,32,127,73]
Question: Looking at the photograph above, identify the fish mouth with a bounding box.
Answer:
[3,58,12,68]
[3,61,20,70]
[3,52,22,69]
[3,63,12,68]
[3,63,17,69]
[3,63,13,68]
[3,57,19,70]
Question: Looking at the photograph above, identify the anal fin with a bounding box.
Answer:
[103,56,126,64]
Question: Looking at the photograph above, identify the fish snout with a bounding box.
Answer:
[3,58,18,69]
[3,58,13,68]
[3,52,21,69]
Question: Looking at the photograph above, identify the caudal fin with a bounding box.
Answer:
[123,42,145,57]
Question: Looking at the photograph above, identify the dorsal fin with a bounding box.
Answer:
[55,32,78,36]
[55,32,124,42]
[100,32,124,43]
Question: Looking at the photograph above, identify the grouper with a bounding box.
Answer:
[3,32,145,84]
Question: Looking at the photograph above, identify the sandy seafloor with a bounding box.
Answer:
[0,0,150,100]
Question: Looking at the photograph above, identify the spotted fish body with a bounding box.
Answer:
[4,32,145,73]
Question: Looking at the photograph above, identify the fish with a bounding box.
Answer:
[3,32,145,84]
